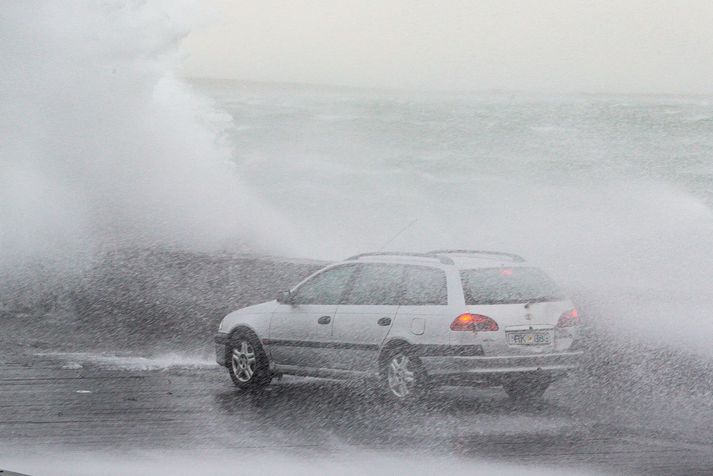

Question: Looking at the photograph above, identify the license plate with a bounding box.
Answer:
[507,331,552,345]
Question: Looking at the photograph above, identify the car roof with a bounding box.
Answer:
[342,250,528,270]
[446,256,529,270]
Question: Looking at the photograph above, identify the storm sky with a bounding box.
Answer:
[180,0,713,94]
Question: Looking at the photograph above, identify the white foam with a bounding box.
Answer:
[0,1,295,269]
[0,448,600,476]
[39,352,217,371]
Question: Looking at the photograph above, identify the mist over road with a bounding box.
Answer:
[2,350,713,476]
[3,252,713,475]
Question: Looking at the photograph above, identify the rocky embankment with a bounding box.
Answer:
[0,249,322,353]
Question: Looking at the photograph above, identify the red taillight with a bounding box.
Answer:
[557,308,580,327]
[450,313,499,332]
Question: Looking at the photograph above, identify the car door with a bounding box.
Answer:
[268,264,356,369]
[326,263,403,371]
[395,264,451,348]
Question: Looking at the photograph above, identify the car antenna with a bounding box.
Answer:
[377,218,418,251]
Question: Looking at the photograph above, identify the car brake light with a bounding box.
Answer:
[557,308,579,327]
[450,313,499,332]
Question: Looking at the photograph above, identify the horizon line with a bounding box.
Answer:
[182,76,713,98]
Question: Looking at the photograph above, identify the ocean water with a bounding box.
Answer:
[197,80,713,356]
[197,81,713,260]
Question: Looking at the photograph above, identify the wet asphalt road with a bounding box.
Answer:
[2,353,713,475]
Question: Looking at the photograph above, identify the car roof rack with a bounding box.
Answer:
[429,249,526,262]
[346,252,454,265]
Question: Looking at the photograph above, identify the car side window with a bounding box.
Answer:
[402,265,448,305]
[342,264,403,305]
[291,265,356,305]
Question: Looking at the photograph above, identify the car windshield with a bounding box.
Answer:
[461,267,565,305]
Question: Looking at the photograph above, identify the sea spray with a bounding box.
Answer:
[207,84,713,358]
[0,1,293,270]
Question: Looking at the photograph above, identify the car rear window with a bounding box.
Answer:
[460,267,564,305]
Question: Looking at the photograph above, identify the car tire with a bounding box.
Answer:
[227,332,271,390]
[379,347,428,404]
[503,374,550,402]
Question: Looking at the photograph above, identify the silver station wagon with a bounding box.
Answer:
[215,250,583,402]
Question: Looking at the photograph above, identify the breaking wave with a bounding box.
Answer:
[0,1,293,269]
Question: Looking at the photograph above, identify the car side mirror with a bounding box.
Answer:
[276,290,294,305]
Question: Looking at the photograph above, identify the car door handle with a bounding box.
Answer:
[377,317,392,326]
[317,315,332,325]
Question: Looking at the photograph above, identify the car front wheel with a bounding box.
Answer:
[227,333,271,390]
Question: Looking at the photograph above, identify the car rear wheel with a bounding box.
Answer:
[227,333,271,390]
[380,349,427,403]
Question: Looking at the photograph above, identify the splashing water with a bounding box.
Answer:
[0,1,294,269]
[2,4,713,475]
[199,83,713,358]
[1,448,600,476]
[37,351,217,371]
[2,1,713,363]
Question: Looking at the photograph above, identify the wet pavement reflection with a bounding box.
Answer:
[2,355,713,475]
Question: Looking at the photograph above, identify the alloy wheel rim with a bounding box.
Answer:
[231,341,257,383]
[387,354,415,398]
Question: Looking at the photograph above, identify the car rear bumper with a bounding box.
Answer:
[421,351,583,378]
[215,333,229,366]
